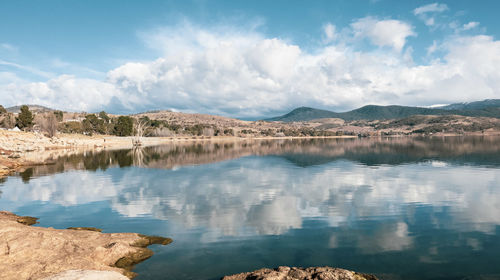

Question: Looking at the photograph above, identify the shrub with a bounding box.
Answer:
[53,110,64,122]
[114,116,134,136]
[16,105,33,130]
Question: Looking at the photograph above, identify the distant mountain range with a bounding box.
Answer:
[266,99,500,122]
[6,105,56,114]
[5,99,500,122]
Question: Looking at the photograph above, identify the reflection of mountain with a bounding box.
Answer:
[18,136,500,182]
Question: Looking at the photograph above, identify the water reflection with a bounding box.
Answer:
[9,136,500,184]
[1,136,500,279]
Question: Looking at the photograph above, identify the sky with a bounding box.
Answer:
[1,0,500,118]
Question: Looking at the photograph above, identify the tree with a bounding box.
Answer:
[39,113,58,138]
[53,110,64,122]
[114,116,133,136]
[99,111,110,123]
[132,119,146,146]
[0,113,15,129]
[134,119,148,138]
[0,105,7,114]
[82,114,107,135]
[16,105,33,130]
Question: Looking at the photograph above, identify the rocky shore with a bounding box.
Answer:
[0,211,172,279]
[223,266,378,280]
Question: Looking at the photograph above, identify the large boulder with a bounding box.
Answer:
[222,266,378,280]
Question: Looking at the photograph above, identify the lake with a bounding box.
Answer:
[1,136,500,280]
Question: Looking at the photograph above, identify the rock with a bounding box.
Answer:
[0,211,172,279]
[222,266,379,280]
[16,215,39,225]
[7,153,20,159]
[41,269,129,280]
[67,227,103,232]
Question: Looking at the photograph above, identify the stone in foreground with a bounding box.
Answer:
[0,211,172,279]
[222,266,378,280]
[42,270,129,280]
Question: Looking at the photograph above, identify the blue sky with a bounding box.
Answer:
[1,0,500,117]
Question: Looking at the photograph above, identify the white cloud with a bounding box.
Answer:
[427,40,439,56]
[323,23,337,43]
[462,21,480,31]
[413,3,449,27]
[413,3,449,15]
[351,17,416,52]
[1,75,120,112]
[0,43,18,52]
[1,21,500,117]
[0,59,54,79]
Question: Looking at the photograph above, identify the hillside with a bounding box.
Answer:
[6,105,57,114]
[265,107,340,122]
[267,99,500,122]
[437,99,500,110]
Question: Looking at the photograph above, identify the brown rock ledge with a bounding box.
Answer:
[222,266,378,280]
[0,211,172,280]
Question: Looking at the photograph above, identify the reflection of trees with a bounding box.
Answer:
[23,136,500,179]
[0,177,5,198]
[20,168,33,183]
[130,147,146,167]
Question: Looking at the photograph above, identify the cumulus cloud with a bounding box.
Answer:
[1,19,500,117]
[351,17,416,52]
[2,75,120,112]
[323,23,337,43]
[462,21,480,31]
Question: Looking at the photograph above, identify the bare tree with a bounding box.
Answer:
[133,119,148,146]
[37,113,58,138]
[130,146,146,167]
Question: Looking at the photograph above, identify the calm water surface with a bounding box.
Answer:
[1,137,500,280]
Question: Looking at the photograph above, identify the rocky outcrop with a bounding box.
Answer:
[222,266,378,280]
[41,270,129,280]
[0,211,172,279]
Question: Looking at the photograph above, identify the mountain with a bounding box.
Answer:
[437,99,500,110]
[267,99,500,122]
[6,105,56,114]
[266,107,340,122]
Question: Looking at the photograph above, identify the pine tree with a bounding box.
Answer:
[16,105,34,130]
